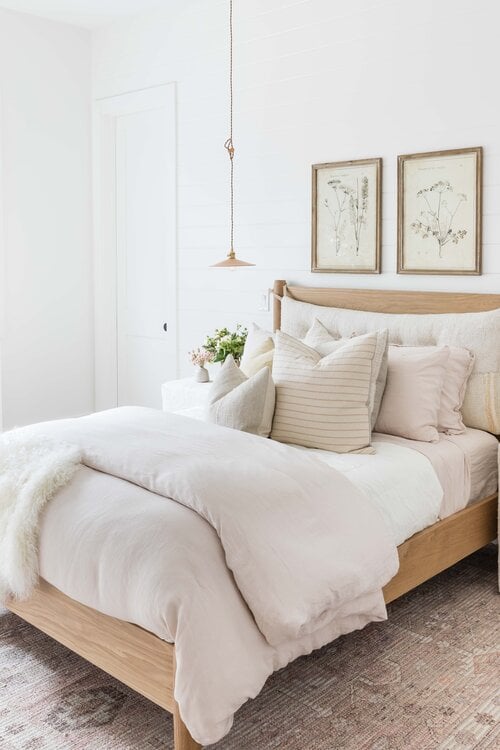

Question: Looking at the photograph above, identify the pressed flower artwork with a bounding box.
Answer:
[398,147,482,274]
[312,158,381,273]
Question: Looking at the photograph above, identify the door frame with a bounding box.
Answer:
[93,84,178,410]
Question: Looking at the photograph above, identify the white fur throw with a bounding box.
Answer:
[0,431,81,603]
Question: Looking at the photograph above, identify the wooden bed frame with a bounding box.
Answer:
[6,281,499,750]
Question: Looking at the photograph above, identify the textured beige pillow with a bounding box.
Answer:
[206,355,275,437]
[375,346,450,442]
[438,346,475,435]
[240,323,274,378]
[271,331,381,453]
[304,318,388,429]
[281,295,500,433]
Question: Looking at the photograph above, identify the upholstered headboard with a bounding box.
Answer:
[272,280,500,330]
[272,280,500,435]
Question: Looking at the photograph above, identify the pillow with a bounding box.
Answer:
[304,318,389,428]
[240,323,274,378]
[374,345,450,442]
[280,294,500,434]
[271,331,382,453]
[304,320,472,435]
[206,355,275,437]
[438,347,475,434]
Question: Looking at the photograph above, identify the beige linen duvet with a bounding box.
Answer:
[2,408,399,745]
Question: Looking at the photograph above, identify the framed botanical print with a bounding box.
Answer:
[312,158,382,273]
[398,147,482,275]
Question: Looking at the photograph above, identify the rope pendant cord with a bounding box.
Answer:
[223,0,235,258]
[211,0,254,267]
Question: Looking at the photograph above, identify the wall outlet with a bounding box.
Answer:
[258,290,270,312]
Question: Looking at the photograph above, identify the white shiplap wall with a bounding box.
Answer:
[92,0,500,377]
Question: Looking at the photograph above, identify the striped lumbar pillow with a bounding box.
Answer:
[271,331,381,453]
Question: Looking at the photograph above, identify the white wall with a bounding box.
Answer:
[92,0,500,377]
[0,9,93,427]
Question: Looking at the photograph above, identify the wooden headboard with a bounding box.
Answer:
[272,279,500,331]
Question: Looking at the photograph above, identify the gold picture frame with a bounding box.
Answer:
[312,158,382,274]
[398,147,482,275]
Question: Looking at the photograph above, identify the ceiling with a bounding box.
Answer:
[0,0,180,28]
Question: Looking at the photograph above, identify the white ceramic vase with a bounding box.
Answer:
[194,365,209,383]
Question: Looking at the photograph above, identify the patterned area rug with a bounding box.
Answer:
[1,546,499,750]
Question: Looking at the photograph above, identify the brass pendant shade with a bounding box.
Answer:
[211,0,254,268]
[211,251,255,268]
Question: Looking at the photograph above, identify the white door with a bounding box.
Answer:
[94,85,177,409]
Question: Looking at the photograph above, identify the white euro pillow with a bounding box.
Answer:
[240,323,274,378]
[206,355,275,437]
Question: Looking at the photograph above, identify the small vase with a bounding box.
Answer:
[194,365,209,383]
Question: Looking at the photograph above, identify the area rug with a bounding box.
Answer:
[1,546,499,749]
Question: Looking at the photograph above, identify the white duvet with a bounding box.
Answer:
[1,407,399,745]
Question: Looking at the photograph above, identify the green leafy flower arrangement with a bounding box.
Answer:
[203,325,248,365]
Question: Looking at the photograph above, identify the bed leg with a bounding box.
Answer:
[173,703,202,750]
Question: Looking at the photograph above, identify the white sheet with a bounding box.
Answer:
[293,441,443,546]
[374,428,498,519]
[447,428,498,502]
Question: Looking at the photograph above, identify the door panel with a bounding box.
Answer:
[115,101,176,407]
[94,85,177,410]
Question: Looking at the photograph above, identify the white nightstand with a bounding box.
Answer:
[161,378,212,419]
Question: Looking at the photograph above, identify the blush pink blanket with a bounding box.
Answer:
[8,407,399,744]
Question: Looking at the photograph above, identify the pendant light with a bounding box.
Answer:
[211,0,255,268]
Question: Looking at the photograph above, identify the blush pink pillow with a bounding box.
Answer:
[375,345,450,442]
[438,347,474,435]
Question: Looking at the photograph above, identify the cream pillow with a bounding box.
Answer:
[271,331,382,453]
[240,323,274,378]
[206,355,275,437]
[304,318,388,429]
[438,347,475,435]
[375,346,450,442]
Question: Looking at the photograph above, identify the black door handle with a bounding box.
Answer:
[163,323,168,332]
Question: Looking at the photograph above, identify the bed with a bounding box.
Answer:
[5,281,499,750]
